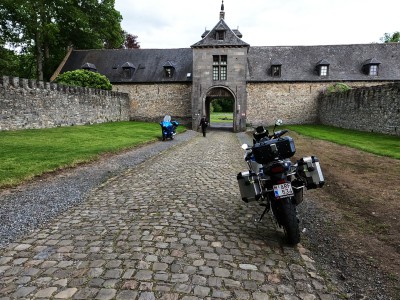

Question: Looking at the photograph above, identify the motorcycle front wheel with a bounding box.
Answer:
[275,198,300,245]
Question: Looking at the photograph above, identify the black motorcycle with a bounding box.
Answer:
[237,120,324,245]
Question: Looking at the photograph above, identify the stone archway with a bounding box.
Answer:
[204,86,236,131]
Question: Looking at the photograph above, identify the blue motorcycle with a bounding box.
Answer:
[160,115,179,141]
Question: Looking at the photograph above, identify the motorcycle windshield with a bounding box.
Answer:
[161,121,173,128]
[163,115,171,122]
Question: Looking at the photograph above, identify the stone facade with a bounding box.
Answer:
[0,76,130,131]
[191,47,248,131]
[114,83,192,124]
[318,83,400,136]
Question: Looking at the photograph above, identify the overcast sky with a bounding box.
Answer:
[114,0,399,49]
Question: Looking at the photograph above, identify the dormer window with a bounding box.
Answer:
[121,62,135,79]
[271,60,282,77]
[316,59,330,77]
[165,67,173,78]
[216,30,225,40]
[163,61,175,78]
[81,63,97,72]
[363,58,380,76]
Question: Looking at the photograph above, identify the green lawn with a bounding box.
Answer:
[286,125,400,160]
[0,121,185,188]
[1,122,398,188]
[210,112,233,123]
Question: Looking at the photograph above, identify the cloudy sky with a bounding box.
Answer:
[114,0,399,49]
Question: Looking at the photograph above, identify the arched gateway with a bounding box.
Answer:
[191,2,249,133]
[204,87,235,130]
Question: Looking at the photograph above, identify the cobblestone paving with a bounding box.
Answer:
[0,131,335,299]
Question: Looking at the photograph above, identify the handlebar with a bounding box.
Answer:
[270,129,289,139]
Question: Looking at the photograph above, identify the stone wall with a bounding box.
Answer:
[247,82,328,126]
[113,83,192,124]
[2,75,398,135]
[0,76,131,131]
[318,83,400,136]
[246,81,386,128]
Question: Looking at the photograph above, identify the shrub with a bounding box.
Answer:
[54,69,112,90]
[326,83,351,94]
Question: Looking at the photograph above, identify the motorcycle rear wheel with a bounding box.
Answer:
[277,198,300,245]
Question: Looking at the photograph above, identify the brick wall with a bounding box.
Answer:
[318,83,400,136]
[0,76,130,131]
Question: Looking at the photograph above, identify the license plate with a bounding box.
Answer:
[273,183,294,198]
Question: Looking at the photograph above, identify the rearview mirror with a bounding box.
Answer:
[275,119,283,126]
[241,144,249,150]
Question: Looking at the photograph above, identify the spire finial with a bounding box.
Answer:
[220,0,225,20]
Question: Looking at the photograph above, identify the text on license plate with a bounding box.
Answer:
[273,183,294,198]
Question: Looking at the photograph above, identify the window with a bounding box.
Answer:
[121,62,135,79]
[363,58,380,76]
[320,65,328,76]
[216,30,225,40]
[369,65,378,76]
[316,59,330,77]
[272,65,281,77]
[123,68,133,79]
[165,67,173,78]
[163,61,175,78]
[212,55,227,81]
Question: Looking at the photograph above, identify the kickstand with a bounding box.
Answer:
[256,204,270,223]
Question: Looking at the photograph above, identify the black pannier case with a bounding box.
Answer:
[252,136,296,164]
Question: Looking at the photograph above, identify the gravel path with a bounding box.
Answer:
[0,130,197,248]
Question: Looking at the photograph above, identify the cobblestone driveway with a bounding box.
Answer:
[0,130,334,299]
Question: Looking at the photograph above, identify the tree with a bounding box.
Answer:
[123,32,140,49]
[54,70,112,91]
[380,32,400,43]
[0,0,124,81]
[0,45,19,77]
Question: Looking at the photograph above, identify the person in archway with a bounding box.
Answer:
[198,116,208,137]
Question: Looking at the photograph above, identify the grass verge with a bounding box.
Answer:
[285,124,400,159]
[0,121,185,188]
[210,112,233,123]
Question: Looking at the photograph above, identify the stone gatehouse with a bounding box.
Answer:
[53,2,400,132]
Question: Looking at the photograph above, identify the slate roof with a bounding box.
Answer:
[247,43,400,82]
[191,18,249,48]
[59,48,193,83]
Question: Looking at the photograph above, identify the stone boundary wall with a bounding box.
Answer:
[318,83,400,136]
[0,76,130,131]
[246,82,329,126]
[113,83,192,125]
[246,82,387,128]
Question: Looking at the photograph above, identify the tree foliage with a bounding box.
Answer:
[0,46,19,77]
[54,70,112,91]
[123,32,140,49]
[0,0,124,81]
[380,32,400,43]
[211,98,234,112]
